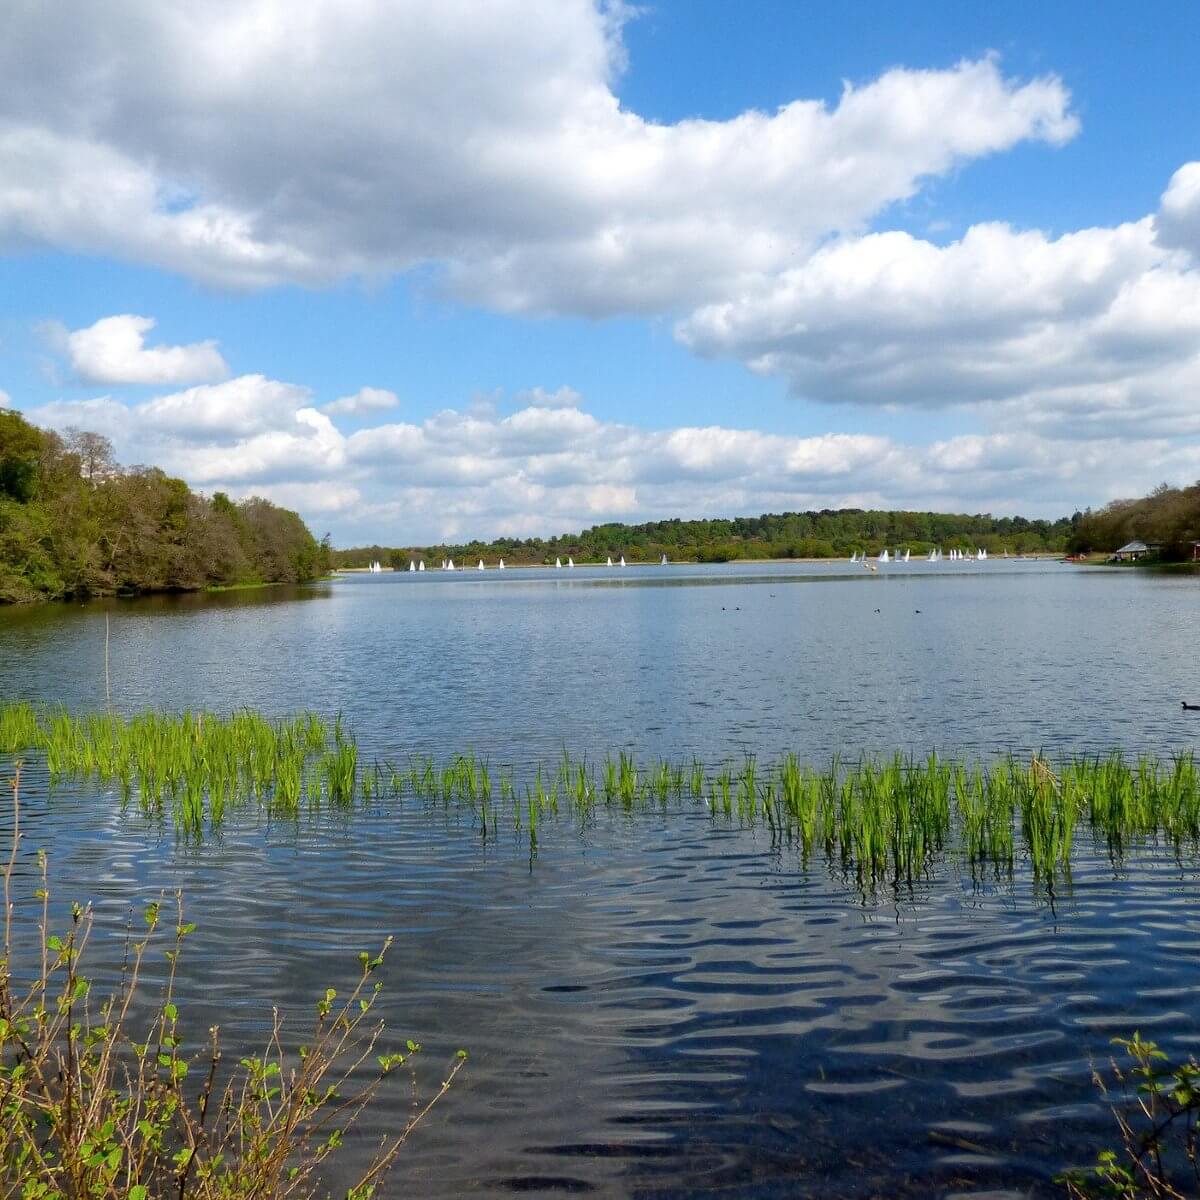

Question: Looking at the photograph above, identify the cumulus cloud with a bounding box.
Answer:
[678,216,1200,436]
[60,315,228,385]
[323,387,399,416]
[1156,161,1200,258]
[518,386,583,409]
[138,375,314,440]
[0,2,1075,311]
[22,382,1200,544]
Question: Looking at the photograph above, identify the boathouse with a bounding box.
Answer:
[1110,540,1156,562]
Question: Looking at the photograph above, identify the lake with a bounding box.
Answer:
[2,560,1200,1196]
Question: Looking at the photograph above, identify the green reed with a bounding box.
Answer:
[4,703,1200,889]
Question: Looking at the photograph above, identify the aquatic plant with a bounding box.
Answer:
[5,703,1200,890]
[0,767,465,1198]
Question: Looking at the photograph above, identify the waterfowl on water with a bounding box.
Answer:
[1183,701,1200,711]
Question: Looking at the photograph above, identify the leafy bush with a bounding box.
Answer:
[0,765,464,1198]
[1062,1032,1200,1198]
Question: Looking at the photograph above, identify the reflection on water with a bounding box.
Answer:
[3,561,1200,1196]
[2,561,1200,768]
[8,779,1198,1198]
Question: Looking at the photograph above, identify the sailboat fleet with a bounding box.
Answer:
[849,546,992,565]
[396,552,654,571]
[385,544,998,574]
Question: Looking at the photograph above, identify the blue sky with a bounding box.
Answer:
[2,1,1199,542]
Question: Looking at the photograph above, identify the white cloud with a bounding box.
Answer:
[138,375,313,440]
[677,217,1200,436]
[1157,161,1200,258]
[0,3,1075,311]
[62,314,228,385]
[517,386,583,409]
[0,389,10,408]
[323,387,399,416]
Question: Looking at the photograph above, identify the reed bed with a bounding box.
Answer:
[4,704,1200,887]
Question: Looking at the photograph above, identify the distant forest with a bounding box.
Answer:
[336,508,1078,569]
[0,409,330,603]
[1070,482,1200,559]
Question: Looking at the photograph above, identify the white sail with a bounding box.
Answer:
[903,550,910,562]
[879,549,889,563]
[660,554,668,566]
[619,555,626,567]
[478,559,485,570]
[418,560,425,571]
[555,557,562,568]
[499,558,505,569]
[568,556,574,568]
[408,561,415,572]
[850,551,858,562]
[447,559,455,570]
[607,556,613,567]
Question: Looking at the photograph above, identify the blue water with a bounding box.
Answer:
[2,560,1200,1197]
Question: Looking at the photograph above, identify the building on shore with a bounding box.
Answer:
[1110,540,1158,562]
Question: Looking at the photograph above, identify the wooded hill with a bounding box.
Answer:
[0,409,330,603]
[1069,482,1200,559]
[336,509,1076,569]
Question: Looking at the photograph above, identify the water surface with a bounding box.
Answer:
[3,560,1199,1197]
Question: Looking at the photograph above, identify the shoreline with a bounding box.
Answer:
[334,552,1066,572]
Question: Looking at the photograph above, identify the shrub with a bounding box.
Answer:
[0,765,464,1198]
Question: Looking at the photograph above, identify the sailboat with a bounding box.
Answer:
[903,549,910,562]
[418,560,425,571]
[498,558,506,569]
[660,554,668,566]
[447,559,455,571]
[927,549,936,562]
[850,551,858,563]
[878,549,890,563]
[568,556,574,568]
[555,557,562,569]
[619,555,626,567]
[408,561,415,572]
[477,559,485,570]
[606,556,613,567]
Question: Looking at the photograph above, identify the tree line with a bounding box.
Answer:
[335,508,1076,569]
[1,409,330,603]
[1069,482,1200,559]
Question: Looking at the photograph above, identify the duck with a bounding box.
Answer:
[1183,701,1200,711]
